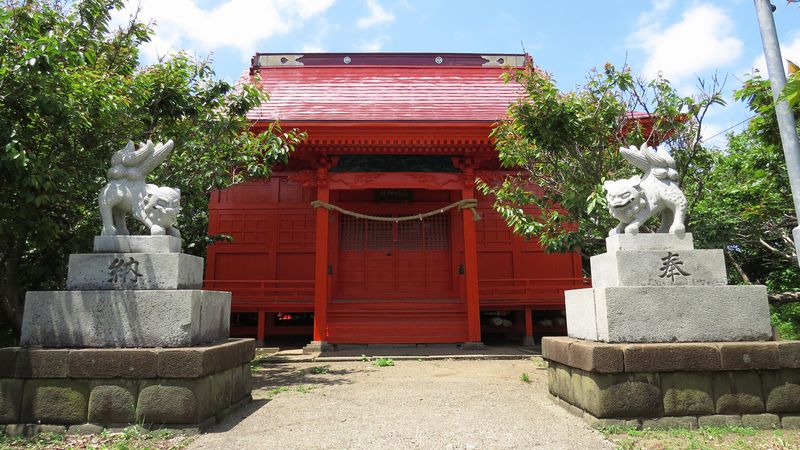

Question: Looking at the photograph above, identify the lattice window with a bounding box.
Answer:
[397,221,422,250]
[340,216,366,251]
[423,215,449,250]
[340,214,449,251]
[366,220,392,250]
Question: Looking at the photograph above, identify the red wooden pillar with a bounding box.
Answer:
[256,309,267,347]
[313,162,331,343]
[461,167,482,343]
[523,306,534,347]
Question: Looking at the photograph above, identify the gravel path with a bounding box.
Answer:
[190,359,613,450]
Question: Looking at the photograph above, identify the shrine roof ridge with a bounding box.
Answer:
[251,52,531,69]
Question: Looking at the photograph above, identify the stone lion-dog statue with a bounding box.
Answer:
[99,139,181,237]
[603,142,687,236]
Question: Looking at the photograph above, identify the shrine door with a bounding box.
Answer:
[336,213,453,298]
[327,211,468,343]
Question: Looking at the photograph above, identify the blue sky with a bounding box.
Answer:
[112,0,800,147]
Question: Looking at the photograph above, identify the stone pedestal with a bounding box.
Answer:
[543,337,800,429]
[12,236,249,434]
[565,234,772,343]
[0,339,254,434]
[21,236,231,348]
[66,252,203,290]
[545,234,797,429]
[21,290,230,348]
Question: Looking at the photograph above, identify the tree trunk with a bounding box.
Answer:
[724,249,751,284]
[769,292,800,308]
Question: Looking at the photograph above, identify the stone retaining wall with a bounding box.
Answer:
[543,337,800,429]
[0,338,254,435]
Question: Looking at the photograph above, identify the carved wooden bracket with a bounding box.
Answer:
[328,172,463,190]
[288,170,317,187]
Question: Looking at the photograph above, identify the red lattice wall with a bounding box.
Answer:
[205,174,585,344]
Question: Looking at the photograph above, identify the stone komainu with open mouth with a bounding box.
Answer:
[98,139,181,237]
[603,142,687,236]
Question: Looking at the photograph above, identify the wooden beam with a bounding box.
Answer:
[328,172,463,190]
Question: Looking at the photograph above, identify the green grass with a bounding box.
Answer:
[294,385,313,393]
[530,357,548,368]
[601,425,798,450]
[0,432,65,449]
[771,302,800,340]
[0,426,193,449]
[308,365,330,374]
[250,355,274,371]
[520,372,531,382]
[262,384,315,399]
[264,386,290,398]
[373,357,395,367]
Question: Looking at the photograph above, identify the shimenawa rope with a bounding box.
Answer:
[310,199,481,222]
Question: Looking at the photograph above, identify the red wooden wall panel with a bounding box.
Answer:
[473,189,585,310]
[205,172,585,344]
[206,176,317,315]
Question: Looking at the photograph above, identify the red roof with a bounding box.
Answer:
[246,53,528,123]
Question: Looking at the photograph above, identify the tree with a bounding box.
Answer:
[692,131,798,289]
[481,63,724,261]
[781,64,800,106]
[717,71,800,283]
[690,72,800,339]
[0,0,303,337]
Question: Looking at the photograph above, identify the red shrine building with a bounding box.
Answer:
[203,53,588,347]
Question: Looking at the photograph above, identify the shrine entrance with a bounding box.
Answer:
[322,187,470,344]
[335,212,454,299]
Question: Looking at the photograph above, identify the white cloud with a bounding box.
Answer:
[637,0,675,25]
[300,21,335,54]
[652,0,675,10]
[358,36,389,52]
[700,122,726,147]
[301,43,327,53]
[357,0,394,29]
[752,32,800,75]
[629,3,743,83]
[111,0,335,62]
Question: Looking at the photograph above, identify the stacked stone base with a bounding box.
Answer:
[543,337,800,429]
[0,339,254,436]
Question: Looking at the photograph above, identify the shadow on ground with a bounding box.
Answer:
[204,363,372,434]
[315,344,540,359]
[201,342,548,436]
[252,363,370,390]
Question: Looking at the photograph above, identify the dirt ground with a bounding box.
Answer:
[189,358,612,450]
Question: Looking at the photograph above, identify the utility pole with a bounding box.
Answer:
[754,0,800,266]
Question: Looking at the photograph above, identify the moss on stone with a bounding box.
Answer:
[21,380,89,424]
[661,372,714,416]
[88,381,137,424]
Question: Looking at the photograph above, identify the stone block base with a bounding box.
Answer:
[302,341,333,354]
[66,252,203,290]
[543,337,800,429]
[565,285,771,342]
[21,289,231,348]
[0,339,254,430]
[93,235,181,254]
